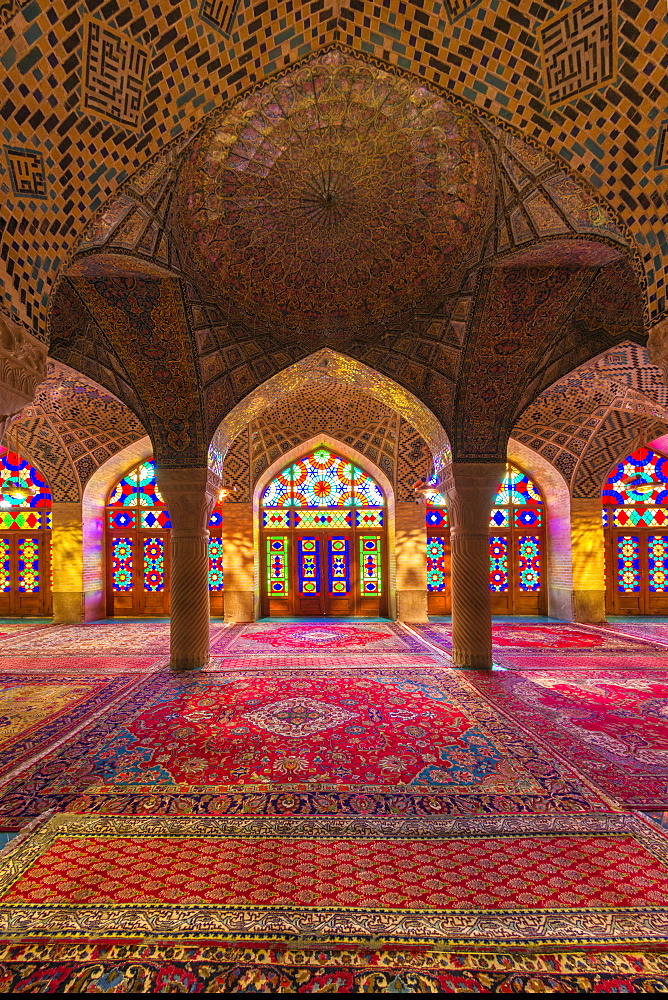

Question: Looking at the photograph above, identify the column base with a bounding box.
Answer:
[451,647,493,669]
[396,590,428,624]
[52,592,84,624]
[573,588,607,624]
[169,656,209,672]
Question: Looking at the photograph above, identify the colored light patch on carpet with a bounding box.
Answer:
[494,652,668,672]
[416,622,662,653]
[0,813,667,946]
[0,623,228,656]
[601,623,668,645]
[0,674,142,781]
[0,668,603,818]
[0,945,666,994]
[211,622,422,655]
[468,670,668,807]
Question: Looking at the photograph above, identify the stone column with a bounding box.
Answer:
[443,462,505,669]
[222,502,255,622]
[570,496,606,623]
[395,500,428,623]
[156,466,219,671]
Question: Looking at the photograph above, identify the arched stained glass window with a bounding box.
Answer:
[262,448,384,508]
[0,451,51,511]
[0,450,52,615]
[105,459,224,615]
[602,447,668,614]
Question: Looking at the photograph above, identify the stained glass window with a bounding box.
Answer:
[108,461,165,508]
[518,535,541,592]
[489,536,509,592]
[267,536,289,596]
[603,447,668,506]
[648,536,668,593]
[0,451,51,509]
[360,536,382,595]
[17,537,40,593]
[328,536,350,597]
[262,448,384,509]
[298,537,321,597]
[143,537,165,592]
[426,536,447,592]
[617,536,641,593]
[208,537,224,592]
[112,537,134,592]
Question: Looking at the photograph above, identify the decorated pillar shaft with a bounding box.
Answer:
[444,462,506,669]
[156,467,218,671]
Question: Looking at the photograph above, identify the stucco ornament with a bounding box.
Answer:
[648,317,668,387]
[176,52,493,343]
[0,313,47,438]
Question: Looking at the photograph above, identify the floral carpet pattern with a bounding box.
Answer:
[1,618,668,989]
[599,622,668,645]
[468,669,668,807]
[211,621,424,656]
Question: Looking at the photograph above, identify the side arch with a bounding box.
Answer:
[81,436,152,621]
[251,435,397,621]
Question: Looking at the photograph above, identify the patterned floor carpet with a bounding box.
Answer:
[0,618,667,991]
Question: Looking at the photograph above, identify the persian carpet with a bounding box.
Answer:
[0,674,143,783]
[0,623,228,657]
[0,812,667,948]
[597,622,668,646]
[415,622,665,655]
[210,653,441,670]
[0,666,603,819]
[0,657,162,674]
[210,621,425,656]
[467,669,668,807]
[0,944,666,993]
[493,652,668,672]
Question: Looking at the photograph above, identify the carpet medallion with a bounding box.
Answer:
[0,668,603,819]
[416,622,663,655]
[468,669,668,807]
[210,622,424,655]
[0,812,666,948]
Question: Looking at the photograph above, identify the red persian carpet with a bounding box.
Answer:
[494,652,668,672]
[0,812,666,950]
[467,668,668,807]
[0,943,665,992]
[0,667,603,819]
[210,622,424,655]
[415,622,662,654]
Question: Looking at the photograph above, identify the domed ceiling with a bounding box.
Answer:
[175,52,494,342]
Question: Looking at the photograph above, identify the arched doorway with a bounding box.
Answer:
[0,449,52,616]
[105,459,224,617]
[425,462,546,616]
[603,446,668,615]
[260,446,387,617]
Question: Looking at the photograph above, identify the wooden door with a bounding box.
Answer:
[608,530,668,615]
[0,533,51,616]
[108,531,170,616]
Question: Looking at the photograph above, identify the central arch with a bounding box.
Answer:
[254,435,396,619]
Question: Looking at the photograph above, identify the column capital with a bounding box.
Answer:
[441,461,506,529]
[156,465,221,532]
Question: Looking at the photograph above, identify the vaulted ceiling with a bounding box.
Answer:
[1,3,664,467]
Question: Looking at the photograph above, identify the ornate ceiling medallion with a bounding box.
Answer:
[176,51,493,342]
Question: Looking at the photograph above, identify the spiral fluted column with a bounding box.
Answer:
[443,462,505,669]
[156,467,219,671]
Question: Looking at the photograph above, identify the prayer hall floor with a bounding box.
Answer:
[0,618,667,992]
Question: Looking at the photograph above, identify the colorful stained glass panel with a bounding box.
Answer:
[355,509,384,528]
[208,537,224,592]
[0,510,42,530]
[0,539,10,593]
[111,537,133,592]
[489,536,509,592]
[518,535,541,592]
[298,537,321,597]
[328,536,350,597]
[263,509,291,529]
[489,508,510,528]
[495,467,542,506]
[0,451,51,509]
[143,537,165,592]
[426,507,448,529]
[262,449,384,509]
[294,509,350,528]
[107,510,136,530]
[603,447,668,506]
[612,507,668,528]
[360,536,382,596]
[426,536,446,592]
[17,537,39,593]
[209,509,223,528]
[267,536,289,596]
[617,536,641,594]
[141,510,171,529]
[648,535,668,593]
[514,507,542,528]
